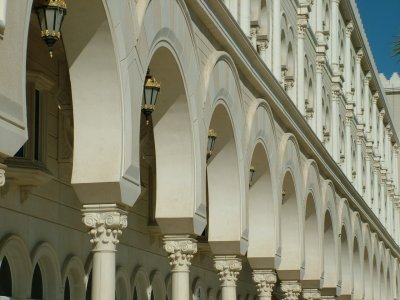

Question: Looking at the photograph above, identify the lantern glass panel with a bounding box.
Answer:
[151,88,159,106]
[36,8,46,32]
[54,8,65,33]
[144,88,152,106]
[45,8,56,33]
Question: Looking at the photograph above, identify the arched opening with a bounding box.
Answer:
[380,264,386,300]
[132,288,138,300]
[0,257,12,297]
[116,276,128,300]
[248,142,275,266]
[364,250,373,299]
[64,277,70,300]
[322,212,337,293]
[207,104,242,253]
[278,171,301,277]
[303,194,320,285]
[373,257,379,299]
[340,227,351,296]
[353,238,363,298]
[31,264,43,300]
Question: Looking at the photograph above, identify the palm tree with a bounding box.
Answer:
[394,36,400,58]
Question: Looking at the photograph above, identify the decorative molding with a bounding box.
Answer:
[252,270,277,298]
[82,205,128,251]
[214,256,242,287]
[280,281,301,300]
[163,235,197,272]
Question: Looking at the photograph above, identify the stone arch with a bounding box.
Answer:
[204,51,247,255]
[362,224,373,299]
[245,100,279,269]
[132,266,151,300]
[351,212,364,299]
[136,0,204,235]
[116,267,130,300]
[150,270,166,299]
[302,160,323,286]
[31,242,62,300]
[277,133,304,279]
[61,255,86,300]
[321,181,339,295]
[371,236,380,299]
[0,235,32,299]
[192,277,207,300]
[337,199,352,297]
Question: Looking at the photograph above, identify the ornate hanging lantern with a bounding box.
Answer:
[35,0,67,58]
[249,165,255,186]
[207,129,217,161]
[142,69,161,125]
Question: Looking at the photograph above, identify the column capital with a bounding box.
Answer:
[373,92,379,103]
[82,204,128,252]
[214,256,242,287]
[0,163,5,187]
[257,40,269,52]
[302,288,322,300]
[281,281,302,299]
[163,235,197,272]
[379,109,385,118]
[252,270,277,298]
[332,0,341,4]
[364,72,372,85]
[356,49,364,62]
[297,16,308,37]
[345,21,354,37]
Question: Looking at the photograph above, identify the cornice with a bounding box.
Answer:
[187,0,400,258]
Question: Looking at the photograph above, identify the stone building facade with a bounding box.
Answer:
[0,0,399,299]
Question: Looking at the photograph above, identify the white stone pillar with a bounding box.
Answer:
[239,0,250,38]
[272,0,281,80]
[356,132,363,193]
[345,113,353,179]
[330,0,341,74]
[355,50,363,119]
[331,88,341,163]
[316,60,324,140]
[281,281,302,300]
[214,256,242,300]
[379,109,385,160]
[252,270,277,300]
[363,73,371,133]
[344,21,354,97]
[365,149,372,208]
[385,126,392,178]
[387,196,393,234]
[302,289,321,300]
[297,15,308,116]
[163,236,197,300]
[82,204,128,300]
[394,145,399,193]
[372,93,378,150]
[380,177,386,221]
[373,162,380,215]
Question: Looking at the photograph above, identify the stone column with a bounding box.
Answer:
[373,161,380,215]
[331,87,341,163]
[315,60,324,140]
[330,0,341,74]
[394,145,399,193]
[302,289,321,300]
[281,281,302,300]
[0,163,5,187]
[252,270,277,300]
[363,73,371,133]
[344,21,354,97]
[163,235,197,300]
[297,13,308,116]
[250,25,259,50]
[355,49,363,120]
[345,111,353,179]
[365,146,372,208]
[239,0,250,38]
[385,126,392,179]
[372,93,378,150]
[379,109,385,160]
[214,256,242,300]
[82,204,128,300]
[272,0,281,80]
[380,175,386,221]
[356,130,363,193]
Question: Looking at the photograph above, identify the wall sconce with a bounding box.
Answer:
[207,129,217,161]
[142,69,161,125]
[249,165,255,187]
[35,0,67,58]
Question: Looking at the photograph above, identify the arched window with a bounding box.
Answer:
[31,264,43,300]
[64,277,70,300]
[133,287,138,300]
[0,257,12,297]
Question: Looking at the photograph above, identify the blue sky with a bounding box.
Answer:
[355,0,400,78]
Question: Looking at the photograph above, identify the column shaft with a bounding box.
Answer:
[372,95,378,150]
[356,136,363,193]
[239,0,250,38]
[380,181,386,221]
[330,0,340,73]
[364,74,371,132]
[272,0,281,80]
[164,235,197,300]
[365,153,372,207]
[379,110,385,159]
[316,61,324,140]
[297,25,306,115]
[345,116,352,179]
[373,165,380,215]
[344,22,353,96]
[355,50,363,118]
[331,95,340,162]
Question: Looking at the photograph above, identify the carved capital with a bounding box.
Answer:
[257,40,268,52]
[252,270,277,297]
[214,256,242,287]
[0,163,5,187]
[302,288,321,300]
[373,92,379,104]
[345,21,354,37]
[297,19,308,37]
[82,205,128,252]
[379,109,385,118]
[163,235,197,272]
[356,49,364,63]
[281,281,302,300]
[364,72,372,86]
